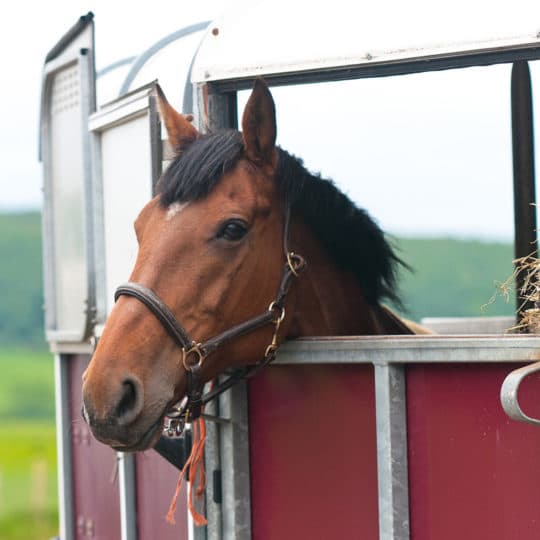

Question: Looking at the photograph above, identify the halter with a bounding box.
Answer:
[114,207,306,438]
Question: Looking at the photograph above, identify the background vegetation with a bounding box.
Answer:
[1,212,56,539]
[0,211,516,540]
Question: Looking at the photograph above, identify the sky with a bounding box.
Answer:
[3,0,540,240]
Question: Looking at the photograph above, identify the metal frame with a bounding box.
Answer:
[119,21,210,97]
[40,17,97,344]
[193,29,540,90]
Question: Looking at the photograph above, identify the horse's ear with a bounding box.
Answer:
[241,79,277,167]
[155,84,198,151]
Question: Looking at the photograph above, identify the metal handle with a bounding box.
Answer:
[501,361,540,425]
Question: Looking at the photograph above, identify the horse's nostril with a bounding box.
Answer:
[115,377,144,426]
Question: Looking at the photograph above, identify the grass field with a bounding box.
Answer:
[0,349,58,540]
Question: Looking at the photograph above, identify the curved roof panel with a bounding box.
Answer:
[192,1,540,85]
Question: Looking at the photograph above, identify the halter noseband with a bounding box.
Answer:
[114,208,305,437]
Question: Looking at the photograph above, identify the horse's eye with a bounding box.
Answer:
[217,220,248,242]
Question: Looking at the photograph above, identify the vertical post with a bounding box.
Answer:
[55,354,75,540]
[374,363,410,540]
[204,399,222,540]
[118,453,137,540]
[218,383,252,540]
[511,61,537,319]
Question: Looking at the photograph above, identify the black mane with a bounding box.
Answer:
[158,130,403,306]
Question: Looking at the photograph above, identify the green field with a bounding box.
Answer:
[0,350,58,540]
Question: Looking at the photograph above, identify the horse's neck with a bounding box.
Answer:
[287,220,410,337]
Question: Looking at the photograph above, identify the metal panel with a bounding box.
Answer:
[248,365,379,539]
[407,363,540,540]
[192,3,540,86]
[89,84,157,314]
[41,17,96,344]
[275,335,540,365]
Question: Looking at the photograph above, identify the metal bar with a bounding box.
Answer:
[118,453,137,540]
[204,399,222,540]
[119,22,210,96]
[208,46,540,93]
[501,360,540,425]
[206,90,238,132]
[274,335,540,365]
[218,382,252,540]
[55,354,75,540]
[45,12,94,63]
[148,89,163,195]
[97,57,136,78]
[511,60,538,319]
[375,364,410,540]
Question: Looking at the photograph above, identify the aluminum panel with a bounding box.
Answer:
[41,18,96,344]
[89,87,155,314]
[192,2,540,84]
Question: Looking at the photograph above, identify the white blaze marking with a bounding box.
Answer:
[166,202,188,221]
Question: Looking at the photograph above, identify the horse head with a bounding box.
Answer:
[82,80,412,451]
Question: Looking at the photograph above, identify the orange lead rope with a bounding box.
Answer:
[166,415,208,526]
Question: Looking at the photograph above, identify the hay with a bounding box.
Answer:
[483,252,540,332]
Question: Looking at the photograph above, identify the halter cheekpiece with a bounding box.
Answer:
[114,207,305,438]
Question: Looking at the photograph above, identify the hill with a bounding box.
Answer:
[0,212,45,348]
[394,236,515,321]
[0,212,517,349]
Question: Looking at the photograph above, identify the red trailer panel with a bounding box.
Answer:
[407,364,540,540]
[135,452,189,539]
[69,355,121,540]
[248,364,379,540]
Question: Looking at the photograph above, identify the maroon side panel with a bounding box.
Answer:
[248,364,379,540]
[135,451,189,539]
[69,354,121,540]
[407,364,540,540]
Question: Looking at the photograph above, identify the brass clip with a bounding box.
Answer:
[181,342,205,371]
[265,302,286,360]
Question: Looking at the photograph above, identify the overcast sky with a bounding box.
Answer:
[3,0,540,240]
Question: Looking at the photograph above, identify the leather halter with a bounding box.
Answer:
[114,207,306,437]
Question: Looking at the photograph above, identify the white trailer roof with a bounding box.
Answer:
[191,1,540,85]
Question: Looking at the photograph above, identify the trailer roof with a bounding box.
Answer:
[191,2,540,88]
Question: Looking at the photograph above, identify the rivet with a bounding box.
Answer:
[212,27,219,36]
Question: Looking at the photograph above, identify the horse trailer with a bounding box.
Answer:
[40,8,540,540]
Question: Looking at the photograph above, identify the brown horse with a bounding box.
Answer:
[82,80,421,452]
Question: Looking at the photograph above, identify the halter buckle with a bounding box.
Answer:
[181,343,205,371]
[163,415,186,438]
[286,252,305,277]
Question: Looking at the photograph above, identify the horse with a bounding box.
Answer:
[81,79,423,454]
